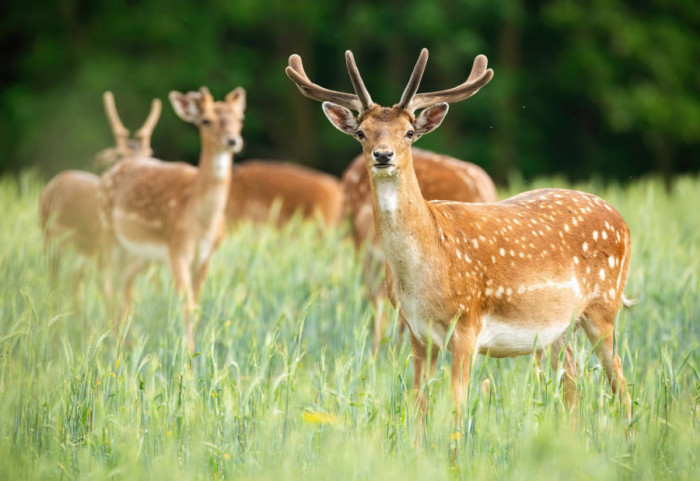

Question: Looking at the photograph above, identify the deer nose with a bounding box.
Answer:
[373,148,394,164]
[226,138,238,147]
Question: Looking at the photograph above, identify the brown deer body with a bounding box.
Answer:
[343,147,497,351]
[39,92,161,293]
[286,49,632,420]
[227,160,343,227]
[99,87,245,353]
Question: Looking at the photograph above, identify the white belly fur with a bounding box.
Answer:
[476,315,572,357]
[117,233,170,262]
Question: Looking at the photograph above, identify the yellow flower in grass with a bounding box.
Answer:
[302,411,340,425]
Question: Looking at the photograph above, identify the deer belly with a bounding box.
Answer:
[475,315,571,358]
[116,233,170,262]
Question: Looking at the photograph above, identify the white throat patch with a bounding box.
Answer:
[212,152,231,179]
[375,180,398,216]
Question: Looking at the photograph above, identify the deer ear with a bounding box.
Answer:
[169,91,203,123]
[414,103,449,137]
[226,87,246,112]
[322,102,359,136]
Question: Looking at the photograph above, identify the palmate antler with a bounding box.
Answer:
[285,48,493,114]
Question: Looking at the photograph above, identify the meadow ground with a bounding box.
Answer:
[0,172,698,480]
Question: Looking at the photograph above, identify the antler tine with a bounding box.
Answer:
[135,98,162,155]
[103,91,130,152]
[398,48,429,110]
[410,54,494,111]
[285,54,363,112]
[344,50,373,111]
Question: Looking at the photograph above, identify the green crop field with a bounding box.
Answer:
[1,172,698,480]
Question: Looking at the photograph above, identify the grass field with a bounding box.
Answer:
[0,172,698,480]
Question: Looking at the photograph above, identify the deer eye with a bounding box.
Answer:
[201,118,212,126]
[356,130,366,140]
[406,130,415,140]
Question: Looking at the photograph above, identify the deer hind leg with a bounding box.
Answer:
[169,252,197,354]
[582,309,631,422]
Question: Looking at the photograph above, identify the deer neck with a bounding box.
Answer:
[188,141,232,227]
[197,141,233,186]
[369,151,438,281]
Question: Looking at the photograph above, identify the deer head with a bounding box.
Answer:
[97,91,162,168]
[169,87,246,153]
[286,49,493,176]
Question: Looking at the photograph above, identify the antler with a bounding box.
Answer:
[344,51,373,111]
[103,91,130,153]
[285,54,364,112]
[134,98,162,155]
[407,54,494,111]
[398,48,429,110]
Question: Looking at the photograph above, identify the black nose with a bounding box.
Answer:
[373,149,394,164]
[226,138,238,147]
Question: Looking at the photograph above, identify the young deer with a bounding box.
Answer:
[342,147,497,351]
[227,160,343,228]
[39,92,162,292]
[99,87,245,353]
[286,50,632,420]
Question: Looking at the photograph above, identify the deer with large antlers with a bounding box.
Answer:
[343,147,497,351]
[286,49,632,420]
[99,87,245,353]
[39,92,162,297]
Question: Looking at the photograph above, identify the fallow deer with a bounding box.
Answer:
[342,147,497,351]
[286,50,632,421]
[39,92,162,296]
[227,160,343,228]
[99,87,245,353]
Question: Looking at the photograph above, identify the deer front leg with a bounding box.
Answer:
[549,331,579,412]
[408,328,439,415]
[169,251,197,354]
[450,325,477,418]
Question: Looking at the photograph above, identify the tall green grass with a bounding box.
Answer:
[1,172,698,480]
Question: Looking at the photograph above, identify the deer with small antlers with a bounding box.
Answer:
[39,92,162,297]
[286,49,632,420]
[342,147,497,352]
[99,87,245,353]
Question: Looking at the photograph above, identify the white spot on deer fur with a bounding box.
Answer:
[599,269,606,280]
[602,230,608,240]
[500,248,506,256]
[519,252,524,258]
[459,303,466,310]
[608,255,615,268]
[491,256,497,264]
[496,286,504,298]
[573,256,579,264]
[608,288,616,298]
[456,249,461,259]
[472,239,479,248]
[485,288,493,296]
[582,242,588,252]
[593,231,599,240]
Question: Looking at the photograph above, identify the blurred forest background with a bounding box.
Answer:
[1,0,698,186]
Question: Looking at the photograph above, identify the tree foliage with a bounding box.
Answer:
[0,0,697,183]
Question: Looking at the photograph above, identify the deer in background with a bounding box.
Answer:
[226,160,343,228]
[39,92,161,299]
[99,87,245,353]
[342,147,497,351]
[286,49,632,421]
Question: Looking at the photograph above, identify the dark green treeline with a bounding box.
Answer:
[1,0,698,184]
